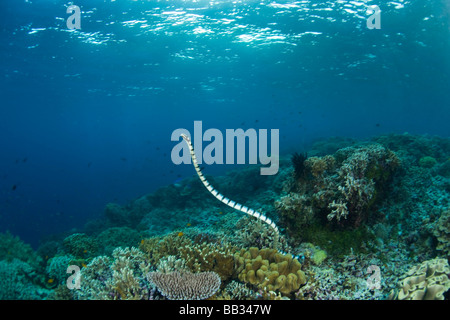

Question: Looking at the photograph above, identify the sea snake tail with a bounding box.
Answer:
[181,133,280,235]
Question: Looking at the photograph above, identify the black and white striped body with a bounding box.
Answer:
[181,133,280,235]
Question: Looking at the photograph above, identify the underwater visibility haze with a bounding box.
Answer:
[0,0,449,300]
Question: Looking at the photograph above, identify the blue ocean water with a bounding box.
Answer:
[0,0,449,251]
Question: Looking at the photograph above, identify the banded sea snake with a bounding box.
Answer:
[181,133,297,258]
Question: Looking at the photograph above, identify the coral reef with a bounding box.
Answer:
[0,259,50,300]
[147,270,221,300]
[2,133,449,300]
[388,258,450,300]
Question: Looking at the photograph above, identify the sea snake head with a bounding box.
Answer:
[181,133,190,144]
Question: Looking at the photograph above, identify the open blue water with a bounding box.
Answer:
[0,0,449,248]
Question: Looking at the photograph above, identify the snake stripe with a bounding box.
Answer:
[181,133,280,235]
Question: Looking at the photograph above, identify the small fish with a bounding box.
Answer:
[83,249,88,253]
[11,185,17,191]
[81,263,87,268]
[177,232,184,237]
[186,223,191,227]
[218,211,223,215]
[140,239,145,245]
[48,279,54,284]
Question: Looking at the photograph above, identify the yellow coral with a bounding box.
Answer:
[234,247,306,296]
[389,258,450,300]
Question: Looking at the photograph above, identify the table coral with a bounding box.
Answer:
[234,247,306,296]
[147,270,221,300]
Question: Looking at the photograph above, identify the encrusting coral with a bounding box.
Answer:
[234,247,306,296]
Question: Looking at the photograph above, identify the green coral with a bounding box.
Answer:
[419,156,437,168]
[0,259,50,300]
[63,233,98,258]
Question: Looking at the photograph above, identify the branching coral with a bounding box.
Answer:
[233,215,290,253]
[76,247,152,300]
[277,143,400,236]
[139,231,237,282]
[304,155,335,179]
[178,241,236,281]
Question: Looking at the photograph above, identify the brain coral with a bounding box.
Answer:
[388,258,450,300]
[234,247,306,296]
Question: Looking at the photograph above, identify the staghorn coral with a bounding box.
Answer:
[234,247,306,296]
[147,270,221,300]
[388,258,450,300]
